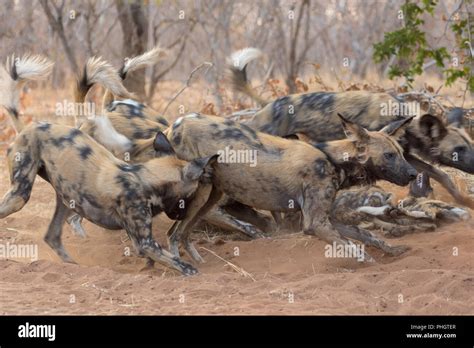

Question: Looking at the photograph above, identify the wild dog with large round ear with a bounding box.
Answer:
[225,47,474,208]
[166,113,416,263]
[0,124,217,275]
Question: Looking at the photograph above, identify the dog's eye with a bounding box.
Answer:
[384,152,395,160]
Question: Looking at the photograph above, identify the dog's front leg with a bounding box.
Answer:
[122,207,198,275]
[168,184,223,263]
[300,185,376,261]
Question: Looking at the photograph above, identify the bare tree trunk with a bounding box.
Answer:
[39,0,79,72]
[286,0,309,93]
[115,0,148,97]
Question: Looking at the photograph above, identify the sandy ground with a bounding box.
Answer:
[1,86,473,315]
[0,149,473,316]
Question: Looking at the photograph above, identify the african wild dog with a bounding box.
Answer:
[165,112,418,262]
[75,53,275,239]
[227,48,474,208]
[0,54,221,275]
[0,122,218,275]
[332,174,470,237]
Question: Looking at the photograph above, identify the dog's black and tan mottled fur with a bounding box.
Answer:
[0,54,222,275]
[228,48,474,208]
[0,122,219,275]
[76,53,274,239]
[165,112,418,260]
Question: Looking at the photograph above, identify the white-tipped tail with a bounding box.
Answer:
[0,54,54,132]
[228,47,262,71]
[121,46,167,77]
[83,56,132,99]
[6,54,54,82]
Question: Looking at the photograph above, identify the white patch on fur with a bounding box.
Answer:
[228,47,262,71]
[109,99,142,110]
[449,207,470,220]
[174,117,184,127]
[93,115,132,154]
[405,210,430,218]
[185,113,199,118]
[356,205,391,216]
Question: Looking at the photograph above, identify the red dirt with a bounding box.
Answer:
[0,152,473,315]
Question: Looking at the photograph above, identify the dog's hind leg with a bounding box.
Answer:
[0,151,39,219]
[44,194,76,263]
[204,206,265,239]
[223,200,276,233]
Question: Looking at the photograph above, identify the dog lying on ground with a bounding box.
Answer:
[332,173,470,237]
[164,112,418,262]
[227,48,474,209]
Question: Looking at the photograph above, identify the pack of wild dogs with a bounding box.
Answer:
[0,47,472,275]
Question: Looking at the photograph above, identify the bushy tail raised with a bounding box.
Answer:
[102,46,167,107]
[75,56,133,106]
[0,54,54,132]
[226,47,269,106]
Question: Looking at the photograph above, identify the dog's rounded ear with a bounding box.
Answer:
[419,114,448,141]
[380,116,414,141]
[153,131,175,155]
[337,113,370,144]
[446,108,465,128]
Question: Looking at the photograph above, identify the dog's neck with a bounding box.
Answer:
[315,139,377,188]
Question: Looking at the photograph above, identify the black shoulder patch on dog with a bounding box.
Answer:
[223,128,246,140]
[272,96,291,122]
[51,128,82,148]
[314,158,329,179]
[301,92,334,111]
[78,145,93,159]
